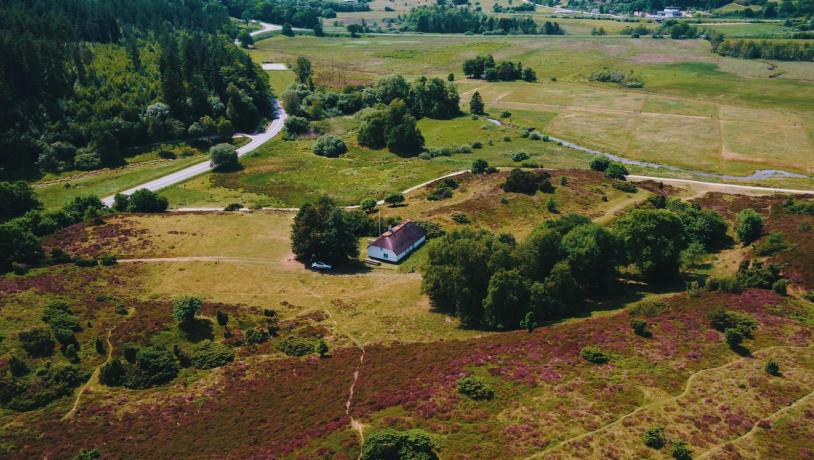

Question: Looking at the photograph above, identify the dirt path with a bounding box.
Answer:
[698,387,814,459]
[63,330,113,421]
[527,344,814,459]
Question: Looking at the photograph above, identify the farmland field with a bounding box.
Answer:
[156,32,814,208]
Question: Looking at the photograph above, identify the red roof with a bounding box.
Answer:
[368,220,426,256]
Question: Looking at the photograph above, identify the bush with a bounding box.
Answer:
[765,359,780,376]
[451,212,470,224]
[360,198,377,213]
[502,169,547,195]
[99,255,117,266]
[612,180,637,193]
[580,346,609,364]
[190,341,235,369]
[772,279,790,295]
[642,426,666,449]
[73,257,98,267]
[173,296,202,326]
[630,318,649,337]
[500,110,512,118]
[629,299,668,317]
[671,440,692,460]
[72,449,102,460]
[124,346,179,389]
[589,157,610,172]
[223,203,243,211]
[112,193,129,212]
[753,232,788,256]
[522,160,540,169]
[457,375,495,400]
[361,429,438,460]
[708,308,758,338]
[245,328,269,345]
[511,151,530,162]
[3,364,87,411]
[736,208,763,245]
[127,189,169,212]
[384,193,405,207]
[605,162,629,180]
[209,143,239,171]
[277,336,314,356]
[99,359,126,386]
[19,328,55,358]
[312,134,347,157]
[724,327,744,347]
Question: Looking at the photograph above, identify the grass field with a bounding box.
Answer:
[246,34,814,181]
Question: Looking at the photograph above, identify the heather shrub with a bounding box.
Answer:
[753,232,788,256]
[724,328,743,348]
[642,426,666,449]
[72,449,102,460]
[580,346,609,364]
[612,180,637,193]
[772,279,790,295]
[457,375,495,401]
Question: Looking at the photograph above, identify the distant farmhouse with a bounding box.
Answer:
[367,220,426,263]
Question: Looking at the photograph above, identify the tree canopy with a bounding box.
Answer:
[291,196,360,265]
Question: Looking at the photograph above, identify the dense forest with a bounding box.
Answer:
[0,0,274,178]
[221,0,370,28]
[398,6,555,34]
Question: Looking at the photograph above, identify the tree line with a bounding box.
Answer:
[0,0,273,178]
[421,191,732,330]
[398,5,559,34]
[221,0,369,28]
[710,32,814,61]
[462,55,538,81]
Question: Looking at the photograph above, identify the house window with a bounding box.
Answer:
[383,253,388,258]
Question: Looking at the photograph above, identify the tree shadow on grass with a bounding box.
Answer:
[731,344,752,357]
[179,318,214,343]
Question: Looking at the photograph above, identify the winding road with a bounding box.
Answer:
[102,23,813,209]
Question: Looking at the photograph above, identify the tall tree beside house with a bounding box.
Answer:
[291,196,359,265]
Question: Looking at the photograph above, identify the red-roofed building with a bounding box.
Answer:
[367,220,426,263]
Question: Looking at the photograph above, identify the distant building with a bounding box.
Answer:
[655,7,683,19]
[367,220,426,263]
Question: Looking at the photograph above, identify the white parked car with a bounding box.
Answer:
[311,261,333,271]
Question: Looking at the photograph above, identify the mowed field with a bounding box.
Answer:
[249,34,814,180]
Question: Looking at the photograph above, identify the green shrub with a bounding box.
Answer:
[457,376,495,401]
[724,328,743,347]
[629,299,668,318]
[511,151,530,162]
[522,160,540,169]
[124,346,179,389]
[630,318,649,337]
[804,291,814,302]
[245,328,270,345]
[3,364,88,411]
[99,359,126,386]
[72,449,102,460]
[580,346,609,364]
[127,189,168,213]
[209,143,240,171]
[642,426,666,449]
[99,255,117,266]
[173,296,202,325]
[736,208,763,245]
[312,134,348,157]
[361,429,438,460]
[765,359,780,376]
[224,203,243,211]
[451,213,470,224]
[276,336,314,357]
[772,279,790,295]
[19,328,55,358]
[612,180,637,193]
[9,355,29,377]
[589,157,610,172]
[73,257,98,267]
[708,308,758,338]
[190,341,235,369]
[753,232,788,256]
[605,162,629,180]
[671,440,692,460]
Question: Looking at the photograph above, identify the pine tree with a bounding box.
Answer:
[469,91,485,115]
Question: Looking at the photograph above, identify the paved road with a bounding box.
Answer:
[102,104,286,206]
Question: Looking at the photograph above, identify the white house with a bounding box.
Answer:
[367,220,426,263]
